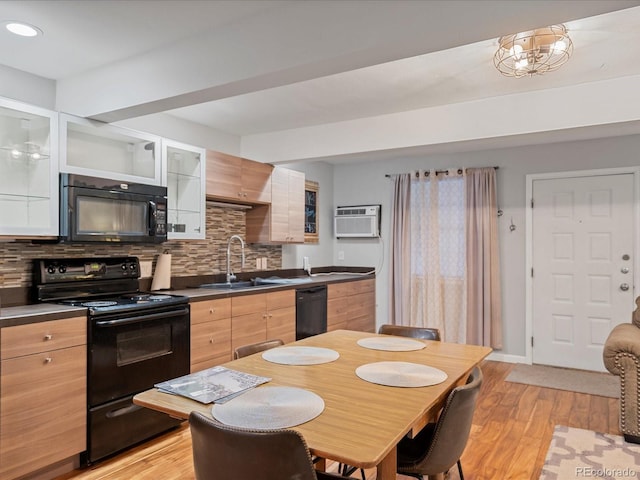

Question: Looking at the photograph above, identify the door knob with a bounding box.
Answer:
[620,283,630,291]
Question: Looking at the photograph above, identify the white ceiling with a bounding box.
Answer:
[1,0,640,162]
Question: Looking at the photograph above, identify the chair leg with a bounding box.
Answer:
[457,459,464,480]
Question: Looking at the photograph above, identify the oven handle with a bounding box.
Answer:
[106,403,143,418]
[94,307,190,327]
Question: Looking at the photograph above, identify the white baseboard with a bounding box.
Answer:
[487,352,529,364]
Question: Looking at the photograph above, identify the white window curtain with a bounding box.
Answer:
[410,169,466,343]
[389,167,502,347]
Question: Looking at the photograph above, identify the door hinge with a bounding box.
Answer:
[531,268,534,277]
[531,337,534,347]
[531,198,534,208]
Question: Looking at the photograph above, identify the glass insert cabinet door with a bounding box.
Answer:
[59,113,162,186]
[0,97,59,236]
[304,180,319,244]
[161,139,206,240]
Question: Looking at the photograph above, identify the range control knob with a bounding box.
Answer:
[58,265,67,274]
[121,263,128,271]
[129,263,137,271]
[47,265,56,274]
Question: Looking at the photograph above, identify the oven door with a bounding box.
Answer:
[88,305,190,406]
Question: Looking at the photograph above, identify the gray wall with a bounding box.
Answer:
[327,134,640,359]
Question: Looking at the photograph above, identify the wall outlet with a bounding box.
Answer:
[140,260,153,278]
[256,258,262,269]
[338,251,345,261]
[261,257,268,269]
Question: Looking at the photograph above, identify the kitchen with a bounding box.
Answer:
[1,1,640,479]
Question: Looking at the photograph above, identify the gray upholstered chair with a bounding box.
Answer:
[189,411,346,480]
[396,366,483,480]
[233,338,284,359]
[378,324,441,341]
[603,297,640,444]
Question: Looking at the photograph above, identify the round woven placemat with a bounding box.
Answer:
[262,346,340,365]
[355,361,447,387]
[357,336,426,352]
[211,386,325,429]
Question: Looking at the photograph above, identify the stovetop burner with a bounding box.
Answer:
[83,301,118,308]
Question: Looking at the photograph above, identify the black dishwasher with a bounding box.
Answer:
[296,285,327,340]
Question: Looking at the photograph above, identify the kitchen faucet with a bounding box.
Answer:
[226,234,245,283]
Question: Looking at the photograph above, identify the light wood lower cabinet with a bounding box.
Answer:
[0,317,87,480]
[231,290,296,352]
[328,278,376,333]
[190,298,232,372]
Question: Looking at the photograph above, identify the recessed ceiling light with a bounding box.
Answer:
[5,22,42,37]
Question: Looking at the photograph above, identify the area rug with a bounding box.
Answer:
[540,425,640,479]
[506,363,619,398]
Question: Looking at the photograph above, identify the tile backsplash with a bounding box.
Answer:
[0,204,281,288]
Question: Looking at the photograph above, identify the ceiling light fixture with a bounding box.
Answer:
[5,21,42,37]
[494,24,573,78]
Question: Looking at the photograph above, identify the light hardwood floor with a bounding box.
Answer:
[55,360,621,480]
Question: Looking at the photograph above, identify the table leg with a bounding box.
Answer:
[427,474,445,480]
[376,446,397,480]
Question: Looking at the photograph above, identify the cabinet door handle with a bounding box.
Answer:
[44,357,53,364]
[44,334,53,341]
[209,337,214,344]
[209,308,215,314]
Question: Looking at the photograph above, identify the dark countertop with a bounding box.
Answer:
[0,271,375,328]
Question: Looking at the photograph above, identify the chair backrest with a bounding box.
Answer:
[233,339,284,359]
[189,411,319,480]
[414,366,483,475]
[378,324,441,341]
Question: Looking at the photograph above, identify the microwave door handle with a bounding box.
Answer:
[149,201,157,235]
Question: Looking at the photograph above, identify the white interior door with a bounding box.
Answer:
[532,173,635,371]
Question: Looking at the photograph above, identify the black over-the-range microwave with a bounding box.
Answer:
[59,173,168,243]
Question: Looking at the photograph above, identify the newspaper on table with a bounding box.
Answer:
[154,366,271,404]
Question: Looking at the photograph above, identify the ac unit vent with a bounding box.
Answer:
[334,205,381,238]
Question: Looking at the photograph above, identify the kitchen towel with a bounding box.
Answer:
[151,252,172,290]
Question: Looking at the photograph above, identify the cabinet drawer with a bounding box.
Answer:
[1,344,86,479]
[1,316,87,360]
[191,298,231,325]
[191,317,231,371]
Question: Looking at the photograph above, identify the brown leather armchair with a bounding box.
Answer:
[189,411,346,480]
[603,297,640,443]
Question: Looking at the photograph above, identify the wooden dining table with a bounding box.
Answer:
[134,329,491,480]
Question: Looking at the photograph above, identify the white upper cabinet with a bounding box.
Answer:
[161,139,206,240]
[59,113,162,186]
[0,98,59,236]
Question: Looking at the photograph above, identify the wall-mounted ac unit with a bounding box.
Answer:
[334,205,381,238]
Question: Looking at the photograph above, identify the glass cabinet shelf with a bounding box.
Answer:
[162,139,206,240]
[0,97,58,236]
[60,113,162,186]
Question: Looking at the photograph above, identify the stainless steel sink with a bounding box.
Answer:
[198,281,256,289]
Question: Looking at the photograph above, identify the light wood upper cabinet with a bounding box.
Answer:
[206,150,272,204]
[0,317,87,480]
[0,98,59,237]
[246,167,305,244]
